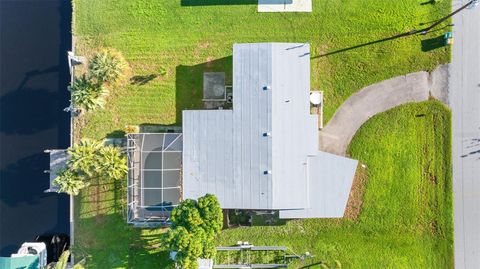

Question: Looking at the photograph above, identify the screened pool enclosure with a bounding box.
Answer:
[127,133,182,225]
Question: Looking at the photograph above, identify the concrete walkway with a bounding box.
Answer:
[319,64,449,156]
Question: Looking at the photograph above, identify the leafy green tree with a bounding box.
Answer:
[170,199,203,230]
[55,139,127,196]
[201,232,217,259]
[198,194,223,234]
[53,169,88,196]
[67,139,102,177]
[165,195,223,268]
[69,75,108,112]
[98,145,128,180]
[88,48,129,85]
[164,227,204,269]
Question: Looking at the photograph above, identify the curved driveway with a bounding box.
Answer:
[319,64,449,156]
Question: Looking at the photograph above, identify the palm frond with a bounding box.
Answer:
[69,75,109,112]
[88,48,129,86]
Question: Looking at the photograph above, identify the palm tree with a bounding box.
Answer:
[69,75,108,112]
[67,139,102,177]
[88,48,129,86]
[53,169,88,196]
[54,250,69,269]
[98,145,128,180]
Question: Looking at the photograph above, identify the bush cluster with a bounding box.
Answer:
[69,48,129,112]
[164,194,223,269]
[52,139,127,195]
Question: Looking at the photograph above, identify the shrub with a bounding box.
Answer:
[198,194,223,234]
[54,139,127,196]
[53,169,88,196]
[98,145,128,180]
[164,227,204,269]
[67,138,102,177]
[88,48,129,86]
[124,125,139,134]
[165,194,223,269]
[70,75,108,112]
[170,199,203,230]
[54,250,70,269]
[68,139,127,181]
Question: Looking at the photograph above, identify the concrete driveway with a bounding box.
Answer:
[319,65,448,156]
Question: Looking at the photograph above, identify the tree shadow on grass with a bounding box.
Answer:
[75,214,172,268]
[106,129,126,138]
[76,176,173,268]
[312,24,452,58]
[130,74,158,86]
[175,56,232,124]
[420,0,436,5]
[421,35,446,52]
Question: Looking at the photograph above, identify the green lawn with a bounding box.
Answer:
[72,1,453,268]
[73,0,451,139]
[74,101,453,268]
[216,101,453,268]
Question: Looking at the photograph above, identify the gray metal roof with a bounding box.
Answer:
[127,133,182,224]
[279,152,358,219]
[183,43,357,215]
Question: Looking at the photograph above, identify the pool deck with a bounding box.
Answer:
[0,0,72,256]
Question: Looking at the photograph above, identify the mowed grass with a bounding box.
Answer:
[74,101,453,268]
[216,101,453,268]
[73,1,453,267]
[73,0,451,139]
[73,179,171,268]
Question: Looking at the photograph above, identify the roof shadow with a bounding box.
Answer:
[175,56,232,124]
[421,35,446,52]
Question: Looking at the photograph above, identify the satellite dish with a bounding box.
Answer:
[310,92,322,105]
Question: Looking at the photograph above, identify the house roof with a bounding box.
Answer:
[182,43,357,216]
[279,151,358,219]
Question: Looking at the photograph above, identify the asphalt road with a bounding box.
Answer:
[450,1,480,268]
[0,0,71,256]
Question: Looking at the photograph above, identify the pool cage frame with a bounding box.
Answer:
[126,133,183,227]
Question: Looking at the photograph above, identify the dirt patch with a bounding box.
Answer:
[344,164,368,220]
[205,56,215,67]
[198,41,210,50]
[315,44,329,56]
[430,220,438,235]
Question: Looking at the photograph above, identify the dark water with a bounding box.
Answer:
[0,0,71,256]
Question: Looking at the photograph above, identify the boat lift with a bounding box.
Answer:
[213,242,313,269]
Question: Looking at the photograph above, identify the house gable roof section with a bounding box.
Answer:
[182,43,357,216]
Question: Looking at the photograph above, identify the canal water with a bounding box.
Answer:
[0,0,71,256]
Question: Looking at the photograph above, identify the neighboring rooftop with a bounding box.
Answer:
[258,0,312,12]
[182,43,357,218]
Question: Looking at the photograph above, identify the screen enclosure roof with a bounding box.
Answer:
[127,133,182,223]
